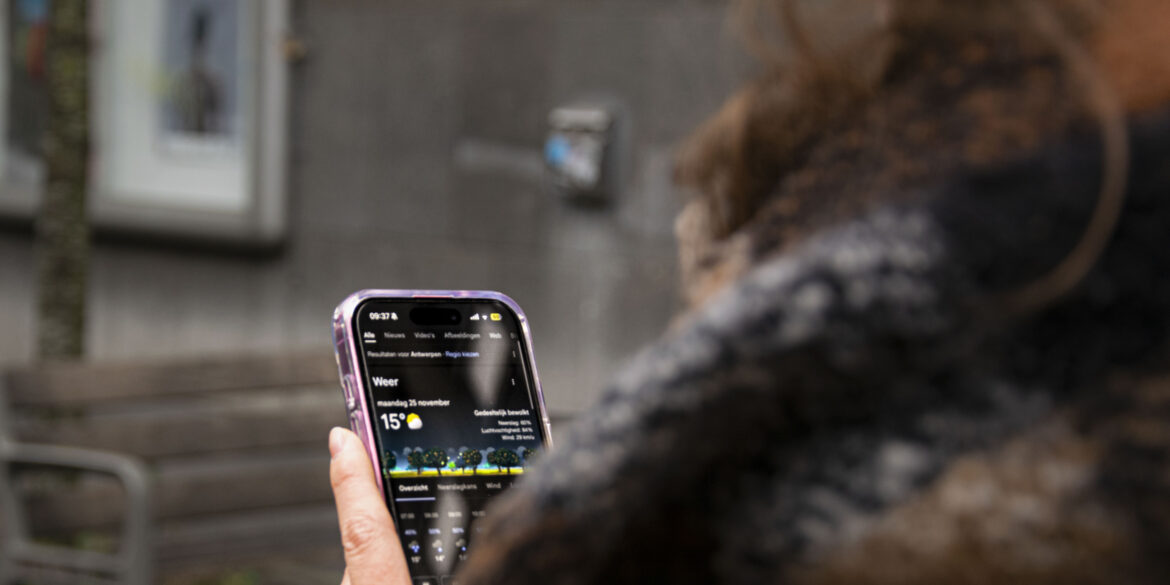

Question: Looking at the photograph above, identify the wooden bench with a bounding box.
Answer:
[2,352,350,580]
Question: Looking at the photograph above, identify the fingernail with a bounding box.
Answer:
[329,427,346,459]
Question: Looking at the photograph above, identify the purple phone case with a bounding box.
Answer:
[332,290,554,494]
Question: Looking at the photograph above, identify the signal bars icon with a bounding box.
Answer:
[470,314,480,321]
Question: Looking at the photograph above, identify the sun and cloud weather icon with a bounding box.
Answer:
[406,413,423,430]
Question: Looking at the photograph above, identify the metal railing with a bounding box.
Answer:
[0,378,154,585]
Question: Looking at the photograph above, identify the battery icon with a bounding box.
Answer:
[490,313,502,321]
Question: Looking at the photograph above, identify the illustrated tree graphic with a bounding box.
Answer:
[492,448,521,474]
[521,447,538,468]
[422,447,449,476]
[383,450,398,481]
[407,450,426,475]
[459,449,482,475]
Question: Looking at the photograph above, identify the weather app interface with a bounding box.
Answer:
[354,300,546,581]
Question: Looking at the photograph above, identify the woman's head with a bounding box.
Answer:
[674,0,1170,309]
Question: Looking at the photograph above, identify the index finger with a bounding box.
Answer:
[330,427,411,585]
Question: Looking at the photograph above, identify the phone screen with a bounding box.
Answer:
[351,298,549,582]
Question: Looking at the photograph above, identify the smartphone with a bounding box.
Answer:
[332,290,553,582]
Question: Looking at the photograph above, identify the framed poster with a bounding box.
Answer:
[0,0,48,219]
[0,0,289,248]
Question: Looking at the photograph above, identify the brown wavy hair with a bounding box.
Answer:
[672,0,1165,311]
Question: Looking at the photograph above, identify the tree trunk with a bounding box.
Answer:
[36,0,90,361]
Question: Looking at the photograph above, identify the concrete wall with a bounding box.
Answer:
[0,0,752,415]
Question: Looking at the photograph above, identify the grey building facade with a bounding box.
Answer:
[0,0,752,415]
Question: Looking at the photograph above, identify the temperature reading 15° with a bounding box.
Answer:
[381,412,406,430]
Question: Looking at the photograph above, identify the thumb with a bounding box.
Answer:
[329,427,410,585]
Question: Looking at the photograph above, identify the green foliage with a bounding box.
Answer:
[383,450,397,481]
[488,448,521,473]
[459,449,483,474]
[422,447,449,475]
[187,568,261,585]
[214,570,261,585]
[407,450,426,475]
[37,0,92,360]
[521,447,538,467]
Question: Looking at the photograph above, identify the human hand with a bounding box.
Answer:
[330,427,412,585]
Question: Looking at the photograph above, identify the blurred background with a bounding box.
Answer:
[0,1,757,583]
[0,0,756,412]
